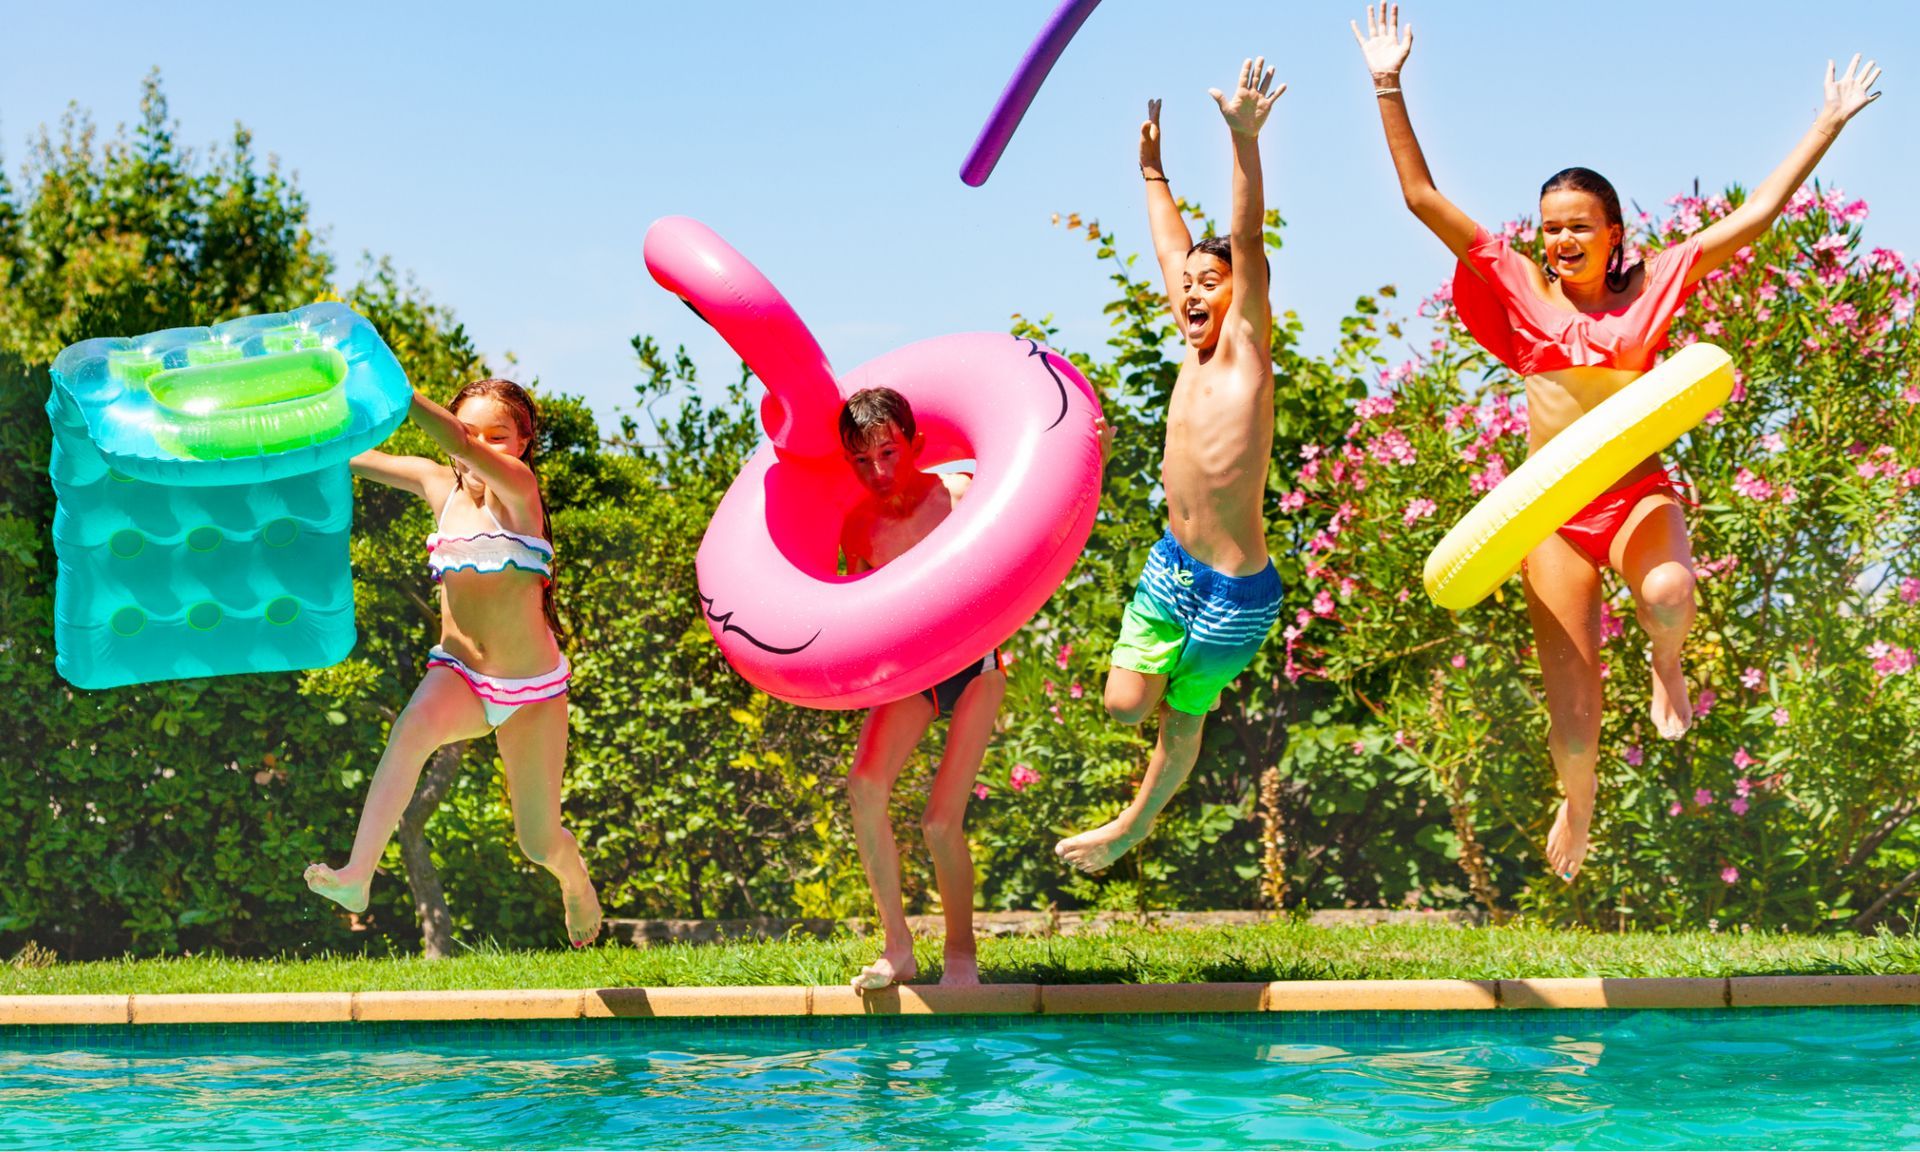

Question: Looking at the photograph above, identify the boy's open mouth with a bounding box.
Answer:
[1185,303,1210,337]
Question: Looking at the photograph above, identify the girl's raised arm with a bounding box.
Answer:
[406,391,542,517]
[349,449,443,499]
[1688,55,1883,282]
[1353,4,1478,261]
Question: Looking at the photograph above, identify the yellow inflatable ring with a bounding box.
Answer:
[1423,342,1734,610]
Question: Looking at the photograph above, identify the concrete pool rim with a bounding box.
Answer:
[2,975,1918,1026]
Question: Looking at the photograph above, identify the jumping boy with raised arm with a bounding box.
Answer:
[1057,58,1286,873]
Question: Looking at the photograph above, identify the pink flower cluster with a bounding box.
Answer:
[1868,642,1916,680]
[1402,498,1436,526]
[1731,468,1797,503]
[1009,763,1040,792]
[1900,577,1920,605]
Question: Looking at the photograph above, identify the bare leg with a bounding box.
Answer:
[495,693,600,947]
[847,693,936,990]
[1612,495,1697,741]
[1056,702,1206,874]
[923,670,1005,987]
[1523,534,1604,882]
[306,668,491,911]
[1102,666,1167,726]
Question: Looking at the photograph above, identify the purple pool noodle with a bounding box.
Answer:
[960,0,1105,187]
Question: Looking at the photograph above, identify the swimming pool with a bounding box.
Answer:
[2,1007,1916,1148]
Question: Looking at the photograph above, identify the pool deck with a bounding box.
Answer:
[3,975,1918,1025]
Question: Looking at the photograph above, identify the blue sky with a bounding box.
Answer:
[3,1,1912,425]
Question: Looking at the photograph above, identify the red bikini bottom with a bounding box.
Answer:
[1555,468,1694,568]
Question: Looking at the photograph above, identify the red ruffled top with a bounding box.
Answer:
[1452,227,1704,375]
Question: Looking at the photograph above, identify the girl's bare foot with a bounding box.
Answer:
[852,949,917,991]
[939,952,981,987]
[1545,776,1598,882]
[562,873,602,947]
[1649,655,1693,740]
[1055,815,1149,874]
[304,863,371,913]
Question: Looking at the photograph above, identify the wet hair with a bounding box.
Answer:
[1539,167,1636,292]
[838,387,916,453]
[447,377,562,639]
[1185,236,1271,283]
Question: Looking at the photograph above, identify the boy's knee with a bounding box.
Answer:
[1105,683,1152,726]
[846,767,891,811]
[921,806,964,844]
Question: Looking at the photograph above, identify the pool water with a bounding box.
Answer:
[2,1007,1917,1148]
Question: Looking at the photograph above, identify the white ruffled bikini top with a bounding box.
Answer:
[426,484,553,584]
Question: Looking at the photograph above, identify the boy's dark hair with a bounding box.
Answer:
[1186,236,1271,282]
[839,386,916,453]
[1539,166,1636,292]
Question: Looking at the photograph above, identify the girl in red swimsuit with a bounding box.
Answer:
[1353,4,1884,881]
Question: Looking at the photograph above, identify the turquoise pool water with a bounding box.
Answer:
[1,1007,1917,1148]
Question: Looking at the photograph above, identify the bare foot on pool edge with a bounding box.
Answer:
[563,874,602,948]
[304,863,371,914]
[940,952,980,988]
[1545,779,1597,883]
[852,950,917,991]
[1649,656,1693,740]
[1055,815,1148,875]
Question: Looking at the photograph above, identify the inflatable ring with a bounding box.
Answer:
[960,0,1104,187]
[643,217,1104,709]
[1423,342,1734,610]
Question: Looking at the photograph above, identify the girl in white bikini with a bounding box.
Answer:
[305,378,601,946]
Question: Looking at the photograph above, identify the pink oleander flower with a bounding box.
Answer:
[1829,301,1859,328]
[1721,866,1740,885]
[1703,319,1724,337]
[1625,744,1644,767]
[1697,690,1718,716]
[1009,764,1040,791]
[1868,642,1916,680]
[1278,490,1307,513]
[1600,603,1625,644]
[1069,683,1084,700]
[1351,740,1367,755]
[1056,644,1073,669]
[1735,777,1754,798]
[1813,232,1850,257]
[1857,460,1881,481]
[1357,393,1398,418]
[1900,578,1920,605]
[1338,577,1358,598]
[1043,680,1055,697]
[1669,801,1684,816]
[1470,458,1508,495]
[1450,653,1467,669]
[1731,797,1750,816]
[1696,788,1714,807]
[1599,661,1611,681]
[1403,498,1437,526]
[1702,408,1724,426]
[1732,468,1774,501]
[1733,747,1759,770]
[1761,432,1785,452]
[1368,428,1417,467]
[1396,588,1412,603]
[974,784,990,800]
[1312,590,1337,618]
[1772,708,1791,726]
[1741,667,1764,691]
[1394,730,1414,749]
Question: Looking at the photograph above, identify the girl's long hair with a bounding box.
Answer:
[447,378,563,640]
[1539,166,1637,293]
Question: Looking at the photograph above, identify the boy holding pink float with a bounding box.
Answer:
[1055,57,1287,875]
[838,386,1109,989]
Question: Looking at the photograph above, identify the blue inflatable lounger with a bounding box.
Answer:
[47,303,412,689]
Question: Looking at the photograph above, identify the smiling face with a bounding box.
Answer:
[843,421,924,498]
[1539,188,1623,289]
[1181,251,1234,350]
[452,395,532,463]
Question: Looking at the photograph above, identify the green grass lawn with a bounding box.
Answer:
[6,920,1920,996]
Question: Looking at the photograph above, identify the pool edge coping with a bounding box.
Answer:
[3,975,1919,1025]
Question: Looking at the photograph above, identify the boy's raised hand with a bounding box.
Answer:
[1352,4,1413,76]
[1210,56,1285,138]
[1139,98,1165,178]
